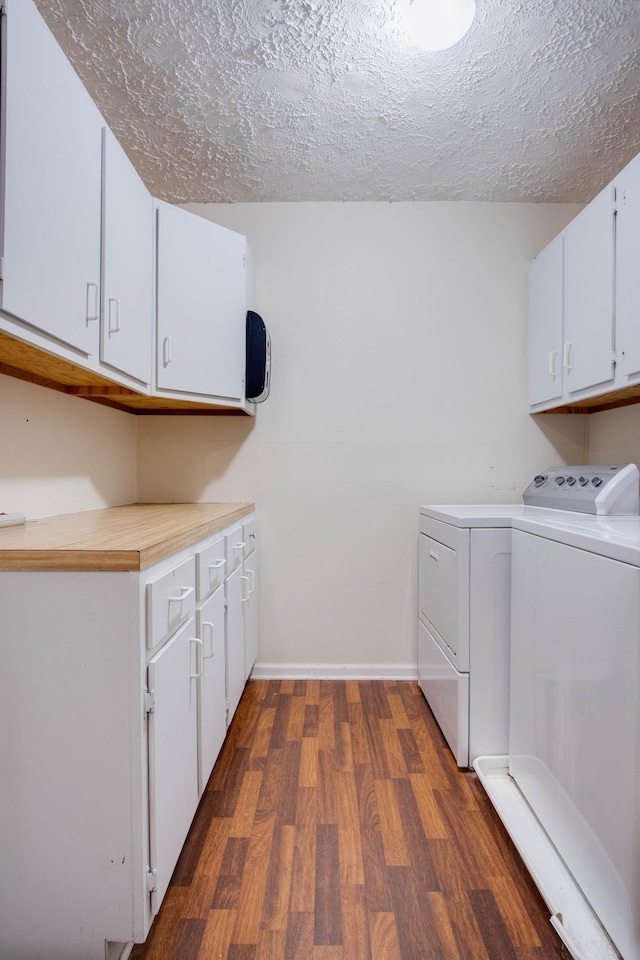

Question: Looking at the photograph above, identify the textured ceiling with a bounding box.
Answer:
[35,0,640,203]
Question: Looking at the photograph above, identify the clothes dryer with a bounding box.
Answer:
[419,463,639,768]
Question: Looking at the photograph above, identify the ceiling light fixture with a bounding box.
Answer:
[403,0,476,51]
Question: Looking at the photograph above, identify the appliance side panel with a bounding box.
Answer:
[510,529,640,960]
[468,527,512,763]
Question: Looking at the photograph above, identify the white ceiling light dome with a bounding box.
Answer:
[403,0,476,51]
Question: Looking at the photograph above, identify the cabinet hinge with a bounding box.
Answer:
[146,868,158,895]
[144,689,155,715]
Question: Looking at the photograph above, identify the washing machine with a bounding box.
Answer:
[509,509,640,960]
[419,463,640,769]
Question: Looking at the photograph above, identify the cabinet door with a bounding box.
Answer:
[156,201,246,400]
[615,155,640,381]
[101,129,153,384]
[562,187,615,395]
[147,618,200,909]
[243,549,258,681]
[1,0,102,355]
[225,563,246,725]
[197,587,227,793]
[528,235,564,407]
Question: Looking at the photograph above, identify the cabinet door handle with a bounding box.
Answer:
[209,559,226,572]
[190,637,203,678]
[234,541,246,551]
[248,569,255,595]
[86,282,99,323]
[168,586,194,606]
[429,550,439,563]
[563,342,572,373]
[108,297,120,334]
[240,575,250,602]
[202,621,215,660]
[549,350,558,378]
[163,336,172,366]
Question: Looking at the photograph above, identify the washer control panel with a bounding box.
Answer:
[522,464,640,515]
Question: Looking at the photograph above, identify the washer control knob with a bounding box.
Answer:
[592,476,603,487]
[565,476,576,486]
[533,475,547,487]
[555,476,565,486]
[579,476,589,487]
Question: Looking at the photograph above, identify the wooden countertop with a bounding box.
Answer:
[0,502,255,571]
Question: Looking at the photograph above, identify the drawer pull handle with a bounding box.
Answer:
[248,569,255,594]
[168,586,194,605]
[190,637,203,679]
[429,550,439,563]
[240,575,250,602]
[202,621,215,660]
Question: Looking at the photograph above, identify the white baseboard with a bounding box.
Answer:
[251,662,418,681]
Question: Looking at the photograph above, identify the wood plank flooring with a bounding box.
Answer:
[131,680,569,960]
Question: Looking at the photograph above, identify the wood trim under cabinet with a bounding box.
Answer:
[0,331,252,415]
[537,381,640,414]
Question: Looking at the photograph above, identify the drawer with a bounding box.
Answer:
[146,556,196,650]
[418,530,469,666]
[225,524,246,575]
[242,515,257,558]
[418,619,469,767]
[196,536,226,601]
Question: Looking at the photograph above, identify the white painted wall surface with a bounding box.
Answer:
[588,406,640,466]
[0,374,137,518]
[137,202,586,673]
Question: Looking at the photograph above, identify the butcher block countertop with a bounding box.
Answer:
[0,502,255,572]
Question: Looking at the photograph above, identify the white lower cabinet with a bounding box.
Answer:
[0,510,257,959]
[225,562,248,723]
[147,618,200,908]
[244,547,259,681]
[197,586,227,793]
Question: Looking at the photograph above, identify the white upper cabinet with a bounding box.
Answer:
[0,0,253,414]
[528,178,626,412]
[155,200,247,402]
[1,0,102,356]
[562,186,615,396]
[528,235,564,408]
[614,153,640,382]
[101,129,153,385]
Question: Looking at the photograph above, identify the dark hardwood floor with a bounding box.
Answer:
[131,680,569,960]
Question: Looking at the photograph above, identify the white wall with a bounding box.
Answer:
[137,201,586,673]
[588,405,640,465]
[0,374,137,518]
